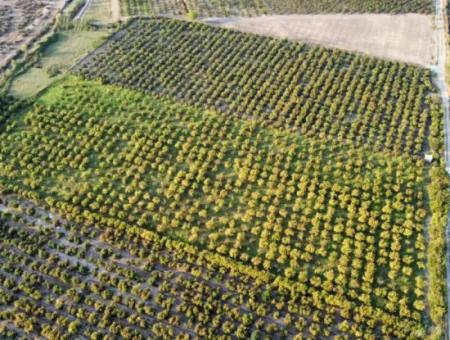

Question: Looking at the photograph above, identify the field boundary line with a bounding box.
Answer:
[74,0,92,20]
[70,18,139,72]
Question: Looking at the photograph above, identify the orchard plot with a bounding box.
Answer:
[0,195,425,338]
[0,78,431,329]
[75,18,442,156]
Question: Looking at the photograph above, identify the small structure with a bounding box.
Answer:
[424,154,433,163]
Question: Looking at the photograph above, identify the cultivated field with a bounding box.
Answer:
[205,14,434,66]
[0,63,445,336]
[0,195,315,338]
[0,0,66,72]
[76,18,441,156]
[0,1,448,338]
[120,0,434,17]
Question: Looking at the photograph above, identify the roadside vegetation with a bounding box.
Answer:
[427,167,450,338]
[0,95,25,126]
[64,0,88,19]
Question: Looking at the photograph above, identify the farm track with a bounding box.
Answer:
[111,0,121,21]
[74,0,92,19]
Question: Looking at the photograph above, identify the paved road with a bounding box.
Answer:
[434,0,450,172]
[433,0,450,336]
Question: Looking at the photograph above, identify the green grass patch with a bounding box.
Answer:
[9,30,108,99]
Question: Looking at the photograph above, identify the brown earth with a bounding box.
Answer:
[0,0,66,71]
[203,14,434,66]
[111,0,121,21]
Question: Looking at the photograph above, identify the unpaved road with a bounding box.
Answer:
[433,0,450,172]
[111,0,120,21]
[204,14,434,66]
[74,0,92,19]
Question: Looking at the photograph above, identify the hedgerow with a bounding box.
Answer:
[0,95,24,128]
[427,167,449,339]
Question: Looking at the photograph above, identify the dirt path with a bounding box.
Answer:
[203,14,434,66]
[111,0,120,21]
[74,0,92,19]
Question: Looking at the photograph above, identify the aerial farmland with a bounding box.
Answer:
[0,0,67,73]
[0,0,449,339]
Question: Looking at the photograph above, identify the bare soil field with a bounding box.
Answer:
[204,14,434,66]
[0,0,66,71]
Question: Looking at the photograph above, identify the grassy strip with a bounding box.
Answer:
[8,31,109,98]
[65,0,88,18]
